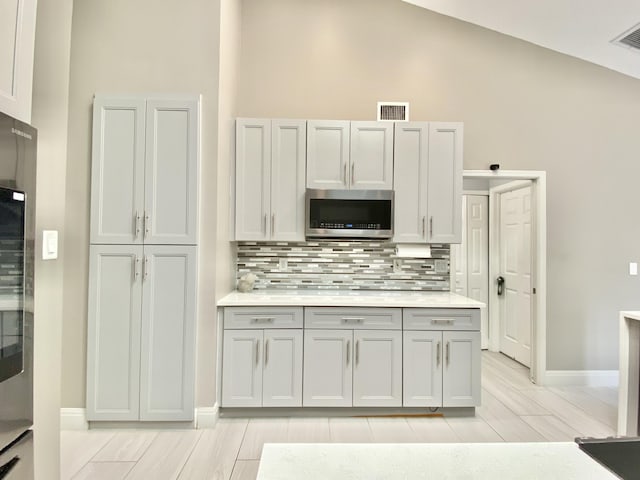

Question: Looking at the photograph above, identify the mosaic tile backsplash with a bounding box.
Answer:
[237,241,450,291]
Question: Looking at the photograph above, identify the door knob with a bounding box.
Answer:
[497,276,505,296]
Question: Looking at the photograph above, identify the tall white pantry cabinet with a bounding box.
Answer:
[86,95,199,421]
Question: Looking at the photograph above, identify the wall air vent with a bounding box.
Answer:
[613,22,640,51]
[377,102,409,122]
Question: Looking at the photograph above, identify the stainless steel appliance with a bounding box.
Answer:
[0,112,36,479]
[305,189,393,239]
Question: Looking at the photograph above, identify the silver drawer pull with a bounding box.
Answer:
[342,317,365,323]
[251,317,275,322]
[432,319,455,325]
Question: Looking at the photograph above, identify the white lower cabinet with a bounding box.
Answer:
[303,329,352,407]
[353,330,402,407]
[403,329,481,408]
[221,328,303,408]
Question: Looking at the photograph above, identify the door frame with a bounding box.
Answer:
[463,170,546,385]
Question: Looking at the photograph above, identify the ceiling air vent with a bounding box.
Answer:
[613,22,640,51]
[377,102,409,122]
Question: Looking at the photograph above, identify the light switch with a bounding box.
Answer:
[42,230,58,260]
[630,262,638,276]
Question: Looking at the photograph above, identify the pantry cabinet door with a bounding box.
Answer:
[306,120,350,189]
[350,121,393,190]
[90,96,146,245]
[403,330,443,407]
[353,330,402,407]
[222,330,264,407]
[144,97,199,245]
[427,122,463,244]
[236,118,271,241]
[393,122,429,243]
[262,329,303,407]
[271,120,306,241]
[86,245,143,421]
[139,245,197,420]
[303,329,353,407]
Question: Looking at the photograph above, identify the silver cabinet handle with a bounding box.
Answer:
[143,256,149,280]
[429,216,433,238]
[251,317,275,323]
[356,340,360,366]
[144,212,150,239]
[432,319,455,326]
[446,341,450,365]
[265,339,269,365]
[422,216,426,236]
[271,213,275,235]
[436,341,441,366]
[346,339,351,365]
[134,211,141,238]
[255,339,260,366]
[341,317,365,323]
[263,214,267,234]
[132,256,139,281]
[351,163,355,185]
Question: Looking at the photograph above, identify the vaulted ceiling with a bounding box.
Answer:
[403,0,640,79]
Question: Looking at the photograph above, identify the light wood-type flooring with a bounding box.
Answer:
[61,352,618,480]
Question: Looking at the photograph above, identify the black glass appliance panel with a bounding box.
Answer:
[0,187,25,383]
[309,199,392,230]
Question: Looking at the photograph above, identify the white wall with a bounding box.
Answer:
[30,0,73,476]
[62,0,222,408]
[236,0,640,371]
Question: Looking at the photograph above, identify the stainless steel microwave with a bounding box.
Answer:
[305,189,394,239]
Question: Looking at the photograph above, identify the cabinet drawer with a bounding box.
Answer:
[403,308,480,331]
[224,307,303,329]
[305,307,401,330]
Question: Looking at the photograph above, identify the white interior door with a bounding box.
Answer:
[498,184,533,367]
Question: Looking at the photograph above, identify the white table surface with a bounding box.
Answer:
[256,443,618,480]
[217,290,485,309]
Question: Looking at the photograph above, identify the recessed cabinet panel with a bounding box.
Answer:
[350,122,394,190]
[263,329,303,407]
[271,120,306,240]
[139,246,197,420]
[145,99,199,244]
[86,245,143,421]
[90,99,146,245]
[306,121,350,189]
[427,123,463,244]
[393,123,429,243]
[442,331,481,407]
[0,0,20,100]
[353,330,402,407]
[235,119,270,241]
[222,330,263,407]
[303,329,352,407]
[403,330,442,407]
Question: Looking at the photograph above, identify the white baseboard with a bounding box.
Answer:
[195,404,219,428]
[60,408,88,430]
[543,370,619,387]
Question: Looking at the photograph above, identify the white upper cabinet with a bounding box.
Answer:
[0,0,37,122]
[90,95,199,245]
[427,123,463,244]
[350,122,394,190]
[306,120,350,189]
[307,120,393,190]
[235,118,306,241]
[393,122,463,244]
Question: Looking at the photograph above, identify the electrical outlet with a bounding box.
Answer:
[393,259,402,273]
[630,262,638,276]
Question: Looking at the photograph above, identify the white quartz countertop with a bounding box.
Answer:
[257,443,617,480]
[217,290,485,308]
